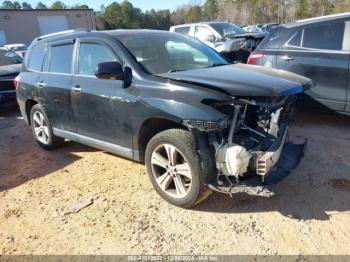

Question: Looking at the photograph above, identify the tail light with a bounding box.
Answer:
[247,52,265,65]
[14,75,20,89]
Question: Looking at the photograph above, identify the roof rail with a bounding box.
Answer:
[37,28,89,40]
[296,12,350,23]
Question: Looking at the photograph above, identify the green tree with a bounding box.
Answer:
[21,1,32,9]
[332,0,349,13]
[203,0,218,20]
[103,2,122,28]
[50,1,66,9]
[296,0,310,19]
[185,5,202,23]
[2,1,15,8]
[12,1,21,8]
[73,4,89,9]
[143,9,157,29]
[119,1,143,28]
[171,6,187,25]
[154,9,171,30]
[36,1,47,9]
[95,14,110,30]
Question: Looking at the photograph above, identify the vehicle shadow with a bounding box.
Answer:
[196,111,350,221]
[0,104,98,193]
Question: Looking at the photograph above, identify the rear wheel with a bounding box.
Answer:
[30,104,64,150]
[145,129,210,208]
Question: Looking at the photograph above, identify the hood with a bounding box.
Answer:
[158,64,313,97]
[0,64,21,78]
[228,32,267,39]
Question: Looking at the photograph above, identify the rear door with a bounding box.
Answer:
[71,38,134,157]
[39,40,76,132]
[276,20,349,112]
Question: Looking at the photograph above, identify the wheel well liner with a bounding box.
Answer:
[25,99,38,125]
[137,118,186,162]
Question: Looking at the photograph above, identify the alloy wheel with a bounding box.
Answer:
[151,143,192,199]
[33,111,50,145]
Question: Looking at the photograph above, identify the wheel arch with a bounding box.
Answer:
[25,99,39,126]
[136,117,187,163]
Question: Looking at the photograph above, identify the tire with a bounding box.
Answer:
[145,129,210,208]
[30,104,64,150]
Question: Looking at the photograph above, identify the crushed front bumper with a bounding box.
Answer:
[208,129,307,197]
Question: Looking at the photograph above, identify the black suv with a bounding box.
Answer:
[17,29,312,208]
[248,13,350,114]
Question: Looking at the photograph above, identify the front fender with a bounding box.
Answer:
[140,97,225,122]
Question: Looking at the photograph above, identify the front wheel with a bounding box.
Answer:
[145,129,210,208]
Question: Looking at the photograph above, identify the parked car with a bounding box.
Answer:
[244,23,280,32]
[4,43,27,58]
[242,24,263,33]
[247,13,350,114]
[170,22,266,63]
[261,23,280,32]
[17,29,312,208]
[0,47,22,104]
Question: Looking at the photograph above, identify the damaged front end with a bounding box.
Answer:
[187,95,306,198]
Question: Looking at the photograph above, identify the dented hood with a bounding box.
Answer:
[159,64,313,97]
[228,32,267,40]
[0,64,21,78]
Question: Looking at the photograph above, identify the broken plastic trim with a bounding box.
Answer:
[208,183,275,198]
[208,140,307,198]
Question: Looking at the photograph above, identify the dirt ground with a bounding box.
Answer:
[0,103,349,255]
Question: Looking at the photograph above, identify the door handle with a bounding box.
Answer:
[37,81,46,88]
[72,85,81,94]
[280,55,295,61]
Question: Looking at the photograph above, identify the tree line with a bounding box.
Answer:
[1,1,89,9]
[1,0,350,29]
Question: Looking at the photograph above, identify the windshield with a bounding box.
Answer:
[116,33,228,75]
[210,23,246,38]
[0,49,22,66]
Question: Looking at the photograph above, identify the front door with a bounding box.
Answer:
[276,21,349,112]
[71,39,134,157]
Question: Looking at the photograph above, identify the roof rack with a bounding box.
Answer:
[37,28,89,40]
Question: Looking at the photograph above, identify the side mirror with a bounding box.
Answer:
[95,61,125,80]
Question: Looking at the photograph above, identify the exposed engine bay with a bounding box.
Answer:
[220,34,265,63]
[202,95,305,197]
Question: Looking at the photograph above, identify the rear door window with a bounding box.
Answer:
[49,44,74,74]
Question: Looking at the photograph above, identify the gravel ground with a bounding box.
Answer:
[0,104,349,255]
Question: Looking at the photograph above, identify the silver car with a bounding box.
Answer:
[170,21,266,63]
